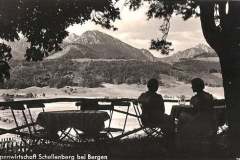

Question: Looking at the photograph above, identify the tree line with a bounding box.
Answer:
[2,59,222,89]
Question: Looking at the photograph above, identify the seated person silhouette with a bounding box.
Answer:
[177,78,217,151]
[178,78,215,125]
[190,78,214,113]
[138,78,174,136]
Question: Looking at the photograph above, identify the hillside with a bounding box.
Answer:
[46,44,103,59]
[173,60,221,73]
[3,57,222,90]
[160,44,217,64]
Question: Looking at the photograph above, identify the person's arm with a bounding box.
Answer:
[210,94,215,108]
[190,97,198,113]
[138,93,145,111]
[138,93,144,103]
[190,97,194,107]
[159,95,165,114]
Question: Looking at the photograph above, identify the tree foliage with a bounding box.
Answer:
[126,0,199,54]
[0,0,120,61]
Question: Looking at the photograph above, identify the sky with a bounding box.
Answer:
[67,1,207,57]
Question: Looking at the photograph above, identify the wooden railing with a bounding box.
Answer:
[0,97,226,154]
[0,97,226,106]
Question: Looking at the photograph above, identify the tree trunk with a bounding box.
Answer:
[219,48,240,154]
[200,1,240,154]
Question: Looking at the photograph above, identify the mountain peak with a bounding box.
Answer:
[160,43,217,64]
[64,33,80,43]
[84,30,104,34]
[78,30,114,45]
[58,30,156,61]
[194,43,215,53]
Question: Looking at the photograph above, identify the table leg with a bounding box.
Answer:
[46,128,59,141]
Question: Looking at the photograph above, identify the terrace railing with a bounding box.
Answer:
[0,97,226,154]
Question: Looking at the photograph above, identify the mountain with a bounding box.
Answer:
[160,44,217,64]
[4,31,216,62]
[64,33,80,43]
[3,31,155,61]
[140,49,156,61]
[47,30,156,61]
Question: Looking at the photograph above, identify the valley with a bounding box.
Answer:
[2,30,222,90]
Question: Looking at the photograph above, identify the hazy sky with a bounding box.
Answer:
[67,1,207,57]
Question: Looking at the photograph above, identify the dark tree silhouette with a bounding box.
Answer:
[0,43,12,61]
[0,60,10,84]
[0,0,120,61]
[0,43,11,83]
[127,0,240,153]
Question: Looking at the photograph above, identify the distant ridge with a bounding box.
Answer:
[2,30,156,61]
[4,31,217,62]
[160,44,217,64]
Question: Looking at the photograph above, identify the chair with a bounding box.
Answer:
[25,102,46,135]
[133,102,164,138]
[9,103,33,137]
[24,102,52,151]
[8,103,40,153]
[110,101,163,140]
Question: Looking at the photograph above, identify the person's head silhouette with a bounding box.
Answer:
[191,78,205,93]
[147,78,159,92]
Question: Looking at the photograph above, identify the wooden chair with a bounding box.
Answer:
[13,103,49,146]
[9,103,33,137]
[25,102,46,136]
[111,101,146,140]
[132,102,165,138]
[8,103,40,153]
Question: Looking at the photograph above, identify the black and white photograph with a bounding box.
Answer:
[0,0,238,159]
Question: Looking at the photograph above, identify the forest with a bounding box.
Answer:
[3,59,222,89]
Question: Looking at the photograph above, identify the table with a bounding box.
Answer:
[36,110,110,139]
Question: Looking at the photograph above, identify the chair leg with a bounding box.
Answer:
[133,104,141,125]
[27,108,37,133]
[108,110,113,128]
[11,109,19,129]
[113,127,144,140]
[22,110,32,136]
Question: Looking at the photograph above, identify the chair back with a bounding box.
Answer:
[9,103,32,135]
[25,102,45,134]
[9,104,25,110]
